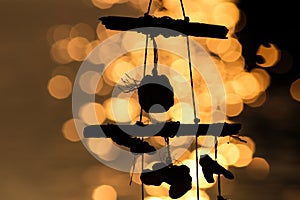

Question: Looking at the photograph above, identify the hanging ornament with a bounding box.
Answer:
[140,137,192,199]
[138,37,174,113]
[140,162,192,199]
[80,0,247,200]
[199,154,234,183]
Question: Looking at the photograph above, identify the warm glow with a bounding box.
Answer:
[67,36,89,61]
[233,144,253,167]
[217,38,242,62]
[256,43,280,67]
[70,23,95,41]
[218,143,240,165]
[183,159,216,189]
[246,157,270,180]
[91,0,113,9]
[51,24,72,43]
[79,71,103,94]
[79,102,106,125]
[46,1,281,199]
[225,93,244,117]
[145,184,169,197]
[182,189,210,200]
[47,75,72,99]
[247,91,267,108]
[50,39,73,64]
[212,2,240,30]
[223,57,245,76]
[251,68,271,92]
[149,111,170,122]
[231,72,260,100]
[110,59,136,84]
[92,185,117,200]
[103,97,140,123]
[87,138,119,161]
[62,118,85,142]
[290,79,300,102]
[169,102,195,123]
[85,40,101,56]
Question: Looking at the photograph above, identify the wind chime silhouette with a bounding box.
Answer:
[84,0,245,199]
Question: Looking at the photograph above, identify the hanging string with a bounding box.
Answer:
[140,34,149,122]
[215,136,222,198]
[129,155,137,185]
[152,37,158,76]
[179,0,186,19]
[146,0,153,15]
[186,34,200,200]
[138,33,149,200]
[164,137,172,165]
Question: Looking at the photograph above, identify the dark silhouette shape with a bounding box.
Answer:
[140,163,192,199]
[99,15,228,39]
[138,75,174,113]
[83,122,242,138]
[199,154,234,183]
[105,127,156,154]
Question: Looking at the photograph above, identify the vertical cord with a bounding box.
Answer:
[165,137,172,164]
[186,36,198,122]
[146,0,153,15]
[179,0,186,18]
[139,34,149,200]
[140,34,149,122]
[215,136,221,198]
[152,37,158,76]
[186,35,200,200]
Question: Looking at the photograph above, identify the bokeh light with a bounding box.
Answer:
[45,0,282,199]
[47,75,72,99]
[50,39,73,64]
[256,43,280,68]
[79,71,103,94]
[92,185,117,200]
[232,144,253,167]
[67,36,90,61]
[70,23,95,41]
[87,138,119,161]
[246,157,270,180]
[79,102,106,125]
[290,78,300,102]
[103,97,140,123]
[62,118,86,142]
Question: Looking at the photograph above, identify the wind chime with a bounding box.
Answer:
[84,0,245,199]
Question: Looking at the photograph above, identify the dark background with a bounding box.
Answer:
[1,0,300,199]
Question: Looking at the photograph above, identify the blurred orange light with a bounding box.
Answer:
[79,102,106,125]
[70,23,95,41]
[62,118,85,142]
[53,24,72,42]
[232,72,260,100]
[256,43,280,68]
[87,138,119,161]
[246,157,270,180]
[50,39,73,64]
[79,71,103,94]
[92,185,117,200]
[290,78,300,102]
[91,0,113,9]
[67,36,89,61]
[233,144,253,167]
[47,75,72,99]
[251,68,271,92]
[218,143,240,165]
[225,93,244,117]
[103,97,140,123]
